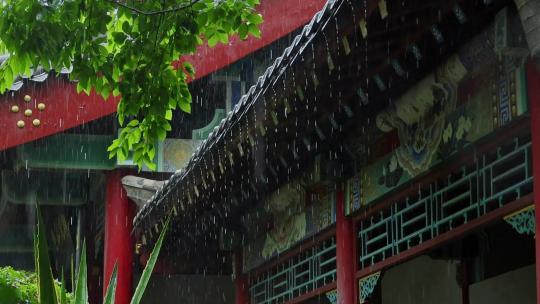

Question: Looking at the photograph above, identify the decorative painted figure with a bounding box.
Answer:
[262,181,307,258]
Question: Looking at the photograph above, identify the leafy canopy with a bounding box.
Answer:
[0,0,262,170]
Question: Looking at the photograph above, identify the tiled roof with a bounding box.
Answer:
[133,0,343,228]
[0,54,72,91]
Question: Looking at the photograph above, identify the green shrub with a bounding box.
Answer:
[0,266,74,304]
[0,266,38,304]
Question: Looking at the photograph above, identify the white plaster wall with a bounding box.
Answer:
[470,264,535,304]
[381,255,461,304]
[135,274,235,304]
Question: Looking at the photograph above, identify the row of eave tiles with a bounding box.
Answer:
[133,0,377,229]
[0,54,72,91]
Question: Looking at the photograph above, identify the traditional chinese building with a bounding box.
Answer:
[133,0,540,304]
[0,1,328,303]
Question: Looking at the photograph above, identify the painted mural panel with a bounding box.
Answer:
[346,18,529,214]
[243,165,335,271]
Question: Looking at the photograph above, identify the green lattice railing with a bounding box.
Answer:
[247,135,532,303]
[358,135,533,268]
[249,236,337,304]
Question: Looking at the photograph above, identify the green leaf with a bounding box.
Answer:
[23,61,31,78]
[122,21,131,34]
[130,213,172,304]
[112,32,127,44]
[4,64,13,84]
[109,150,118,160]
[74,241,88,304]
[127,119,140,127]
[163,122,172,131]
[182,62,195,78]
[208,34,220,47]
[131,128,142,144]
[71,255,75,297]
[247,13,263,25]
[238,23,248,40]
[107,139,121,152]
[118,113,125,126]
[147,144,156,160]
[103,263,118,304]
[133,148,143,163]
[60,271,68,304]
[112,67,120,82]
[118,145,129,161]
[157,127,166,141]
[35,207,58,304]
[76,82,84,94]
[248,23,261,38]
[78,77,88,95]
[144,157,157,171]
[218,32,229,44]
[179,100,191,114]
[102,86,111,100]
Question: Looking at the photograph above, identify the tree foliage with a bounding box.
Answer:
[0,0,262,170]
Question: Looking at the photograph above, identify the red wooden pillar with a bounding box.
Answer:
[104,170,134,304]
[235,250,249,304]
[336,184,356,304]
[527,60,540,304]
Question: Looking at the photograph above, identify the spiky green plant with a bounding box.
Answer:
[32,208,171,304]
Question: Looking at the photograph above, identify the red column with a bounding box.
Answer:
[235,250,249,304]
[336,184,356,304]
[528,60,540,304]
[104,170,134,304]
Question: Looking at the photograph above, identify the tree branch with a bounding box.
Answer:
[106,0,203,16]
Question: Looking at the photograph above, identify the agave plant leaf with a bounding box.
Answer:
[73,241,88,304]
[71,255,74,294]
[130,213,172,304]
[35,207,58,304]
[103,263,119,304]
[60,271,67,304]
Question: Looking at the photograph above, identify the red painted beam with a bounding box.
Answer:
[0,0,325,151]
[0,79,118,151]
[336,184,356,304]
[526,59,540,304]
[104,170,135,304]
[179,0,326,80]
